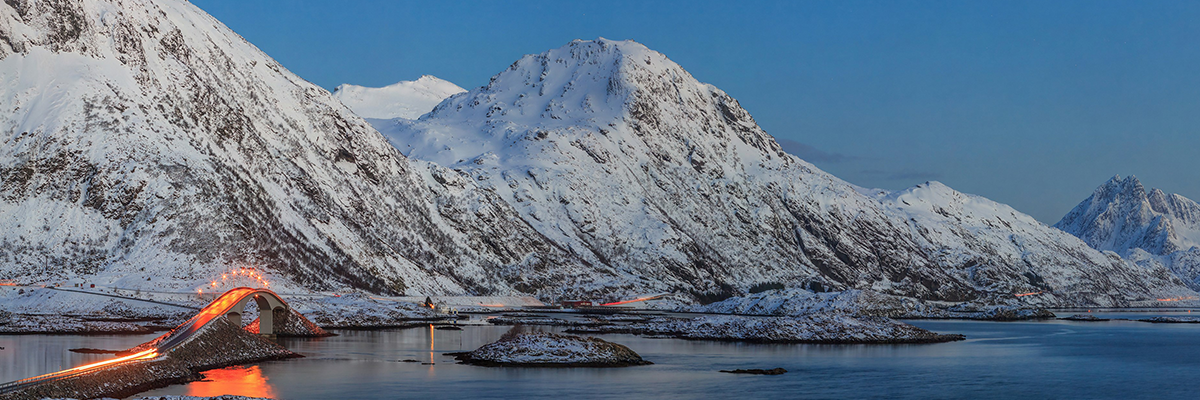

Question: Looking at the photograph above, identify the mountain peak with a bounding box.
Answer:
[1058,176,1200,280]
[422,38,785,165]
[426,38,684,125]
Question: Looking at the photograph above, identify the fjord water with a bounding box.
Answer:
[5,314,1200,399]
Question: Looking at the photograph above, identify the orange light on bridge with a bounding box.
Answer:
[1157,296,1198,302]
[1014,291,1043,297]
[59,349,157,375]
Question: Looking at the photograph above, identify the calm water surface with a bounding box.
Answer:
[4,312,1200,399]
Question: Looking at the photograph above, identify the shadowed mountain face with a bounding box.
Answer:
[1057,175,1200,289]
[0,0,589,295]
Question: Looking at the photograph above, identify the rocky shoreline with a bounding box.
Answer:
[566,314,965,344]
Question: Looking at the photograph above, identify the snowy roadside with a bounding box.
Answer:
[0,287,447,334]
[678,288,1057,321]
[567,314,965,344]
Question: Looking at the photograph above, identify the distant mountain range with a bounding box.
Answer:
[1,0,1193,307]
[1056,175,1200,290]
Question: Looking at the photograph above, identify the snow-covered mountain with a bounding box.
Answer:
[2,0,1191,307]
[0,0,592,296]
[332,75,465,120]
[1056,175,1200,289]
[374,38,1195,306]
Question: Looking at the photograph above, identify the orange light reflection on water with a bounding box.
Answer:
[187,365,276,399]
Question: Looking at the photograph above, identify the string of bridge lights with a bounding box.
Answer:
[196,267,270,294]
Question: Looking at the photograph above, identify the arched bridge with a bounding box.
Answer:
[0,287,290,395]
[157,287,289,350]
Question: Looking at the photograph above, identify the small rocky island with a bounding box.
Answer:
[1060,314,1110,321]
[450,330,651,367]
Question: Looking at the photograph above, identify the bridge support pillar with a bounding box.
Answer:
[227,312,242,327]
[259,307,274,336]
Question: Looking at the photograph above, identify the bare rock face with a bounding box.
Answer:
[452,330,650,367]
[1057,175,1200,290]
[0,0,586,296]
[380,38,1196,307]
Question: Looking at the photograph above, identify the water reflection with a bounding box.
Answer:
[186,365,276,398]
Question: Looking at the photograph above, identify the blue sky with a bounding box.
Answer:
[193,0,1200,223]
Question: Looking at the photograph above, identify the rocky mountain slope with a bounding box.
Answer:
[332,75,465,119]
[374,38,1195,306]
[1056,175,1200,290]
[0,0,592,296]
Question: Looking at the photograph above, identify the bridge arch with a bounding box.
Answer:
[221,288,288,336]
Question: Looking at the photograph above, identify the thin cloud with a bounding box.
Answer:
[859,169,942,182]
[776,138,852,163]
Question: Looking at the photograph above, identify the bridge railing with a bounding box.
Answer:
[0,354,160,395]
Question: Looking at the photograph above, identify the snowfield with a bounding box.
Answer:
[332,75,466,120]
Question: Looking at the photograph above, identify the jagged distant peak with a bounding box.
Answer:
[1103,174,1146,195]
[1058,175,1200,262]
[333,75,466,119]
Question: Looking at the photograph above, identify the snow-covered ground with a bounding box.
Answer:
[682,288,1062,320]
[285,293,440,328]
[569,314,964,344]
